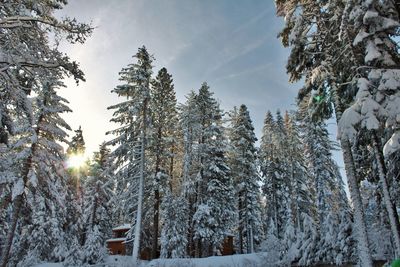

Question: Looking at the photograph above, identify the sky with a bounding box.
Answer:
[55,0,346,186]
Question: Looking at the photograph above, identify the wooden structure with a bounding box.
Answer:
[221,234,234,255]
[106,224,131,255]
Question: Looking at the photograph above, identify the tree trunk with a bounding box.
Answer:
[0,192,11,215]
[249,224,254,253]
[0,194,23,267]
[132,131,145,264]
[340,137,373,267]
[132,97,148,264]
[372,132,400,257]
[238,196,244,254]
[90,183,99,230]
[151,189,160,259]
[187,196,195,257]
[195,238,202,258]
[0,130,40,267]
[169,144,174,192]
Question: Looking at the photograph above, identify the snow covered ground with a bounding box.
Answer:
[34,253,270,267]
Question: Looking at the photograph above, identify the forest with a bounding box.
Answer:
[0,1,400,267]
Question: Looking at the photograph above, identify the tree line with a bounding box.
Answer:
[1,1,399,267]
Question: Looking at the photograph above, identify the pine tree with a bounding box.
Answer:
[229,104,263,253]
[260,111,280,236]
[5,78,73,266]
[147,67,180,259]
[260,220,282,265]
[191,83,235,257]
[83,225,108,265]
[67,126,86,155]
[275,0,376,264]
[200,118,235,255]
[82,144,113,264]
[338,0,400,256]
[160,192,189,258]
[65,126,87,250]
[107,46,153,263]
[284,111,315,231]
[260,111,292,240]
[297,213,318,266]
[298,97,353,263]
[179,90,201,256]
[0,2,92,265]
[336,210,356,265]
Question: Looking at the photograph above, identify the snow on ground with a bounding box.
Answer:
[147,253,268,267]
[34,253,270,267]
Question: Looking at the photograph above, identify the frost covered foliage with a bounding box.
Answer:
[179,83,235,258]
[0,1,92,265]
[144,67,180,259]
[260,220,282,266]
[339,0,400,148]
[83,225,108,265]
[275,0,400,265]
[5,78,75,266]
[260,111,291,239]
[107,46,153,262]
[160,192,189,258]
[259,108,355,265]
[229,105,263,253]
[296,213,318,266]
[82,144,113,264]
[193,114,235,256]
[361,180,394,260]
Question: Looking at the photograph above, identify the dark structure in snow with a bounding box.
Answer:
[106,224,131,255]
[221,234,234,256]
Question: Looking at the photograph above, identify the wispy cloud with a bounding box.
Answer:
[213,62,272,83]
[231,8,270,35]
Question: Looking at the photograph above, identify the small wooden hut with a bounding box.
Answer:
[106,224,131,255]
[221,234,234,255]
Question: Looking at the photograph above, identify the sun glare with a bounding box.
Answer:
[67,154,86,169]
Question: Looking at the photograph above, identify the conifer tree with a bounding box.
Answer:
[67,126,86,155]
[229,104,263,253]
[4,77,73,266]
[65,127,87,249]
[338,0,400,256]
[191,83,236,257]
[147,67,179,259]
[160,192,189,258]
[260,110,294,241]
[179,91,201,256]
[0,2,92,265]
[260,111,280,235]
[107,46,153,263]
[82,144,113,264]
[193,117,235,257]
[275,1,376,264]
[284,111,315,230]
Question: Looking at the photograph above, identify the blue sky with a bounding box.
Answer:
[56,0,346,187]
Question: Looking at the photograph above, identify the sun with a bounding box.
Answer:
[67,154,87,169]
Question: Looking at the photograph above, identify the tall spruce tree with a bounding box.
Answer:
[160,192,189,258]
[0,2,92,265]
[260,111,280,236]
[107,46,153,263]
[229,104,263,253]
[67,126,86,155]
[5,77,73,266]
[82,144,113,264]
[147,67,179,259]
[275,1,375,264]
[179,90,201,256]
[191,83,234,257]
